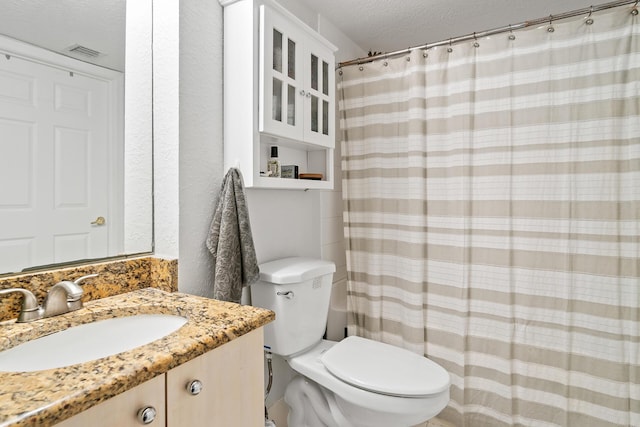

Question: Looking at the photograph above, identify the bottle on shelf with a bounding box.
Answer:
[267,146,281,177]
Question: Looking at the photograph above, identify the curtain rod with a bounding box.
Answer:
[337,0,638,68]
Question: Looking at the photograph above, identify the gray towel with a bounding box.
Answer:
[206,168,259,303]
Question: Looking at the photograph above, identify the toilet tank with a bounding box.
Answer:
[250,257,335,357]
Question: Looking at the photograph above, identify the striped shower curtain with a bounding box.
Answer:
[338,6,639,427]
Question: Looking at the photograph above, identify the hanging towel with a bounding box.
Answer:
[206,168,259,303]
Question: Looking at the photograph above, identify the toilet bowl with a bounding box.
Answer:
[286,339,449,427]
[251,257,450,427]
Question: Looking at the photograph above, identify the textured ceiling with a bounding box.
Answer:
[299,0,599,56]
[0,0,610,71]
[0,0,125,71]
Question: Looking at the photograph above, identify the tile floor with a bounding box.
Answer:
[268,398,455,427]
[422,417,456,427]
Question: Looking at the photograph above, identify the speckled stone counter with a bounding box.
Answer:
[0,257,178,322]
[0,288,274,427]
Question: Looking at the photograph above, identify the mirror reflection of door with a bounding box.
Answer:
[0,40,123,273]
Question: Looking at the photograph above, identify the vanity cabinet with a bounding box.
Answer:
[221,0,337,190]
[56,375,166,427]
[57,328,263,427]
[166,327,263,426]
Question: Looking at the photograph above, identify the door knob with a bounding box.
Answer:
[91,216,106,226]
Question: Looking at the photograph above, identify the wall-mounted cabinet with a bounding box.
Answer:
[220,0,337,190]
[260,5,334,148]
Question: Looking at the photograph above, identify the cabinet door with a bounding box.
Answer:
[303,38,335,147]
[166,328,264,427]
[56,374,166,427]
[259,5,304,142]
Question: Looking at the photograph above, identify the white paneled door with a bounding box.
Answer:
[0,54,115,273]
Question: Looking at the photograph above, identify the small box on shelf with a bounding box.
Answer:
[281,165,299,179]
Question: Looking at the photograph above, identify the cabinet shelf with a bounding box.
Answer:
[254,176,333,190]
[254,135,333,189]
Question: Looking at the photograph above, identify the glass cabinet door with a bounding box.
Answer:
[303,40,334,147]
[259,6,303,141]
[260,5,335,148]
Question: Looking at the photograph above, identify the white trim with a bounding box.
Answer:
[108,75,125,256]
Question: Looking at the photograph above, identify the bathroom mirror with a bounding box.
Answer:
[0,0,153,275]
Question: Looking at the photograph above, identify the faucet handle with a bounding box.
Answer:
[65,274,98,311]
[0,288,43,322]
[73,274,99,286]
[66,274,98,301]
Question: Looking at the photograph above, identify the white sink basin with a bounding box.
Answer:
[0,314,187,372]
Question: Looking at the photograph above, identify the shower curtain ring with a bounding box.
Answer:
[447,38,453,53]
[585,6,594,25]
[632,0,639,15]
[547,14,555,32]
[508,24,516,40]
[473,32,480,48]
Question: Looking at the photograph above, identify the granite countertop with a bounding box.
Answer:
[0,288,274,427]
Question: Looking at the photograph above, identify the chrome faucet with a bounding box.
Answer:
[0,274,98,322]
[42,274,98,318]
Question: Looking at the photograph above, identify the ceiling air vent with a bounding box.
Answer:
[65,44,103,58]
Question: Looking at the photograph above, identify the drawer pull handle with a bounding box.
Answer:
[187,379,204,395]
[137,406,157,424]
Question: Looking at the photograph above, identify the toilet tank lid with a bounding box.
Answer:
[259,257,336,284]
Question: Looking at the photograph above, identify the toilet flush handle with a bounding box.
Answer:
[276,291,294,299]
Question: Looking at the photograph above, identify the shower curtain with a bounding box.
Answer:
[338,6,639,427]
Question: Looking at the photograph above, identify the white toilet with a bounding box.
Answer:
[251,257,450,427]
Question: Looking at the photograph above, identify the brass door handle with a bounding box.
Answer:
[91,216,106,226]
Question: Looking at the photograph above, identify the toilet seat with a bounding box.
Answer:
[320,336,449,397]
[287,339,450,421]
